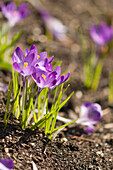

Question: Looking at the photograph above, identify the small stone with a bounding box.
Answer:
[96,151,104,157]
[61,138,68,142]
[5,148,9,153]
[76,90,83,99]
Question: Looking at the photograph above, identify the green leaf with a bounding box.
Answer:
[0,61,12,70]
[4,81,13,126]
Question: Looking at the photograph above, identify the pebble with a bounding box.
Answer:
[4,147,9,153]
[61,138,68,142]
[96,151,104,157]
[76,90,83,99]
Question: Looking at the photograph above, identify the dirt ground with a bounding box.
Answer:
[0,0,113,169]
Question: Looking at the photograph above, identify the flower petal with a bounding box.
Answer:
[85,124,95,134]
[12,47,24,63]
[13,62,22,73]
[0,158,14,170]
[78,102,103,125]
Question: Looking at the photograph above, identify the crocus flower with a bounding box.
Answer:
[40,10,67,41]
[1,2,30,27]
[0,158,14,170]
[12,46,37,77]
[32,66,70,90]
[76,102,103,133]
[25,45,54,72]
[57,102,103,134]
[12,45,54,77]
[90,22,113,46]
[28,0,67,41]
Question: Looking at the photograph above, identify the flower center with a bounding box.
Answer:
[37,55,40,60]
[13,11,18,16]
[42,74,46,79]
[24,62,28,68]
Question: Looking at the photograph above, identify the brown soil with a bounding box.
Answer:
[0,0,113,169]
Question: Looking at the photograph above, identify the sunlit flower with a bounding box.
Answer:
[0,158,14,170]
[1,2,30,27]
[41,10,67,41]
[12,45,54,77]
[32,66,70,90]
[76,102,103,133]
[57,102,103,134]
[12,46,36,77]
[90,22,113,45]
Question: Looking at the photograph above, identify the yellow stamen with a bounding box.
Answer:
[13,11,18,16]
[42,74,46,79]
[37,55,40,60]
[24,62,28,68]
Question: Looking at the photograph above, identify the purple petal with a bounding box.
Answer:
[45,63,53,72]
[36,76,45,88]
[90,23,113,45]
[38,52,47,61]
[12,47,24,63]
[54,66,61,76]
[13,62,22,73]
[24,52,36,65]
[78,102,103,125]
[62,72,70,82]
[0,158,14,169]
[25,48,29,57]
[22,66,35,76]
[30,45,37,52]
[18,3,30,18]
[85,125,95,134]
[48,56,54,63]
[3,2,16,11]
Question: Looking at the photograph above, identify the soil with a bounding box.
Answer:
[0,0,113,169]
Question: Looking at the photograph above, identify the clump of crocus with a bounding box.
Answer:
[81,22,113,90]
[4,44,72,140]
[1,2,30,27]
[57,102,103,134]
[90,22,113,46]
[0,158,14,170]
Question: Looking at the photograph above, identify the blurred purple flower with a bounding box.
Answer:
[90,22,113,45]
[76,102,103,133]
[0,158,14,170]
[1,2,30,27]
[40,10,67,41]
[57,102,103,134]
[32,66,70,90]
[12,45,37,77]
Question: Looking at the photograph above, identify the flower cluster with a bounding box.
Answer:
[1,2,30,27]
[12,45,70,92]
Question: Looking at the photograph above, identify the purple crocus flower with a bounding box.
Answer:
[90,22,113,46]
[40,11,67,41]
[12,45,54,77]
[29,0,67,41]
[32,66,70,90]
[57,102,103,134]
[12,45,37,77]
[76,102,103,133]
[0,158,14,170]
[1,2,30,27]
